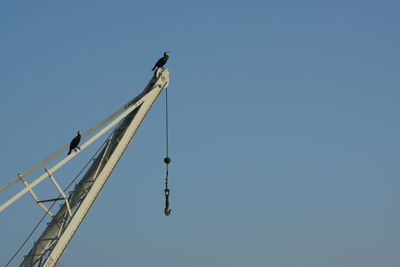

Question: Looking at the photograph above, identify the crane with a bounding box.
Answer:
[0,67,170,267]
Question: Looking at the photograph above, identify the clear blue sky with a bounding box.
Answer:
[1,1,399,266]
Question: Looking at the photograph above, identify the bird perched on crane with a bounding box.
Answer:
[152,51,170,71]
[68,131,81,155]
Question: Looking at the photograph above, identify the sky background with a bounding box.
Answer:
[0,1,399,266]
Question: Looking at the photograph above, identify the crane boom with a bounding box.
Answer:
[17,68,170,267]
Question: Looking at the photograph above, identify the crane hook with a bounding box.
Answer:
[164,188,171,216]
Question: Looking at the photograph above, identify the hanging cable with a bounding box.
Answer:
[163,87,172,216]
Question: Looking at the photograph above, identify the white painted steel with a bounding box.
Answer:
[0,72,164,213]
[19,68,169,267]
[0,81,155,194]
[18,174,54,217]
[45,169,72,217]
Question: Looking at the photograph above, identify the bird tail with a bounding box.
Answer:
[152,66,156,71]
[68,150,71,155]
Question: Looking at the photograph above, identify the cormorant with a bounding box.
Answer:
[68,131,81,155]
[152,51,170,71]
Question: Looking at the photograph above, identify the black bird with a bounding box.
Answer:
[152,51,170,71]
[68,131,81,155]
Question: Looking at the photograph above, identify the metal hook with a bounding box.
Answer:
[164,189,171,216]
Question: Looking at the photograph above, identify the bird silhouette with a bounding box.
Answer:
[68,131,81,155]
[152,51,170,71]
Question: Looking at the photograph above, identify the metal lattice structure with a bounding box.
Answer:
[0,68,170,267]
